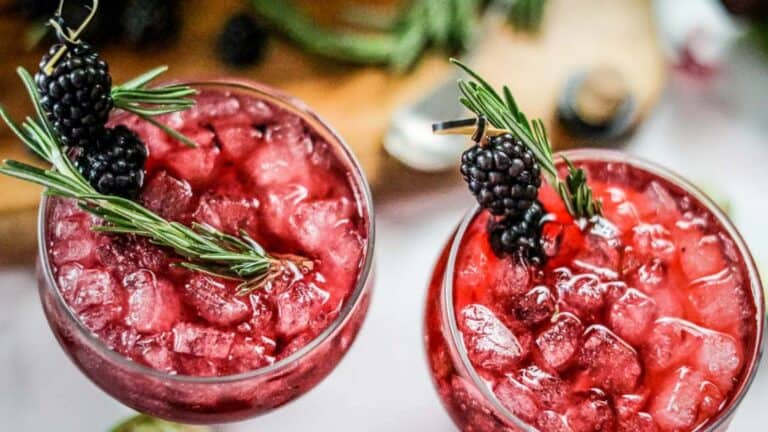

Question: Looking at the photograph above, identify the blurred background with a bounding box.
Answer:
[0,0,767,430]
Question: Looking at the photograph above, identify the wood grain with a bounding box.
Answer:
[0,0,665,262]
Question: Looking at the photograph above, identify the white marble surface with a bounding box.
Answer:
[3,11,768,432]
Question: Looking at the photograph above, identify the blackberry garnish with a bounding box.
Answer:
[122,0,181,47]
[488,201,545,261]
[217,12,270,67]
[74,125,147,199]
[461,132,542,218]
[35,40,112,149]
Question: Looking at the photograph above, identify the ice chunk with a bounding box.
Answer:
[602,187,640,234]
[192,192,260,235]
[141,344,175,372]
[518,365,568,411]
[494,376,540,423]
[631,224,676,262]
[649,367,706,431]
[698,380,725,422]
[536,411,571,432]
[459,304,528,371]
[96,236,167,278]
[572,219,621,279]
[273,281,330,338]
[617,413,659,432]
[164,144,220,187]
[51,213,91,241]
[139,171,193,221]
[579,325,642,394]
[642,318,701,373]
[182,275,251,326]
[693,331,743,392]
[172,323,235,359]
[629,258,668,294]
[493,259,532,300]
[57,263,84,300]
[558,273,607,319]
[70,269,121,312]
[673,217,726,280]
[238,95,274,123]
[245,292,276,335]
[637,181,679,226]
[535,312,583,371]
[51,238,97,267]
[50,197,81,220]
[124,270,180,333]
[512,286,555,325]
[177,356,220,377]
[615,392,649,419]
[289,197,355,253]
[325,228,364,270]
[243,121,310,188]
[70,269,124,330]
[183,94,241,124]
[565,391,616,432]
[260,184,310,238]
[229,336,276,372]
[608,288,658,346]
[687,269,747,335]
[214,123,263,161]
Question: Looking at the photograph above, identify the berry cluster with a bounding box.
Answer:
[461,133,545,260]
[35,18,146,199]
[217,12,270,67]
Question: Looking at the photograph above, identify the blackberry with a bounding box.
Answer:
[488,201,545,261]
[460,133,542,218]
[35,41,112,149]
[122,0,181,47]
[217,12,270,67]
[74,125,147,199]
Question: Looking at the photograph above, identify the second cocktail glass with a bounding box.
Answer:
[425,150,765,432]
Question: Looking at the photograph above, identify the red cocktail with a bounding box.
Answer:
[37,80,374,424]
[425,150,764,431]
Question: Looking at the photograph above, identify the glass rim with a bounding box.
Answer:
[441,148,766,431]
[37,78,376,384]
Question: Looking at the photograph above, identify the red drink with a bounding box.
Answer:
[425,150,764,431]
[37,80,374,423]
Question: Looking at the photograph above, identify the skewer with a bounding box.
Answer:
[432,117,508,137]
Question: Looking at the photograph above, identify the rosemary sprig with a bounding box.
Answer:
[0,67,306,295]
[249,0,547,71]
[451,59,602,218]
[111,66,198,148]
[250,0,480,71]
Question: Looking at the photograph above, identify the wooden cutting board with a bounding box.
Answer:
[0,0,665,263]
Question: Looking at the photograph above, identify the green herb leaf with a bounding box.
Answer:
[451,59,602,219]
